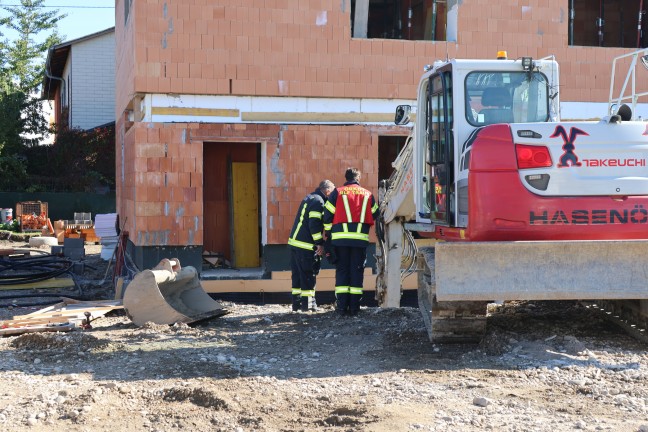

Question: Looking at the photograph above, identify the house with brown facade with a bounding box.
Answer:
[114,0,647,293]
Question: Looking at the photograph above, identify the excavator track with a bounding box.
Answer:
[580,300,648,344]
[417,247,488,343]
[416,247,648,344]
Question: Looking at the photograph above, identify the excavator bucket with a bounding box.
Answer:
[123,258,227,326]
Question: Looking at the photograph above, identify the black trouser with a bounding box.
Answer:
[290,247,317,311]
[334,246,367,314]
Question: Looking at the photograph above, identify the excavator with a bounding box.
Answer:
[375,49,648,342]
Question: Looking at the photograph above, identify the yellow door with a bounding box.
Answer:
[231,162,259,267]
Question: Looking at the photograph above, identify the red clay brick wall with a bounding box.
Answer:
[266,125,386,245]
[118,122,204,246]
[116,0,632,116]
[115,0,136,120]
[117,120,391,247]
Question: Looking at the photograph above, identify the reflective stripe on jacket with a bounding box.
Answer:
[288,189,327,251]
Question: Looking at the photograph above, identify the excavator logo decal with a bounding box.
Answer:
[530,207,648,225]
[551,125,589,168]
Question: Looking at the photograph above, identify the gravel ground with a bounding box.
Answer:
[1,238,648,431]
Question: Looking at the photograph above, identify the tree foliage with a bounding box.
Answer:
[19,123,116,193]
[0,0,65,157]
[0,1,116,194]
[0,0,64,92]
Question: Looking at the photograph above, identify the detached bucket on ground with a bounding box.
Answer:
[123,258,227,326]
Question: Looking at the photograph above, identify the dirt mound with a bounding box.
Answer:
[320,407,377,427]
[9,332,123,364]
[162,387,229,409]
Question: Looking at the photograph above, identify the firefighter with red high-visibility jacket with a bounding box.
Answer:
[323,168,379,316]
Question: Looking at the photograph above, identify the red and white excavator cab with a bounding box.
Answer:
[395,51,561,232]
[393,50,648,242]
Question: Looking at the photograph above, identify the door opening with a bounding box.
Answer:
[203,142,261,268]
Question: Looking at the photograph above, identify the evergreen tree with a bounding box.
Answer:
[0,0,64,155]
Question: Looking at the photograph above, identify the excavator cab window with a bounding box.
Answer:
[465,71,549,126]
[426,70,454,225]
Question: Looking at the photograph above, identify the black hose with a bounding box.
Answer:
[0,255,73,285]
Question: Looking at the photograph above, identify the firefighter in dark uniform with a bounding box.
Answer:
[288,179,335,312]
[323,168,378,316]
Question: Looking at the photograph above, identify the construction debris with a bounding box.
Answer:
[0,298,123,336]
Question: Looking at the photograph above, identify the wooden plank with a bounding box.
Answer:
[1,316,71,328]
[0,323,74,336]
[241,112,394,123]
[14,305,124,320]
[114,277,125,300]
[271,268,373,280]
[202,274,379,294]
[151,107,240,117]
[14,300,123,320]
[0,278,75,291]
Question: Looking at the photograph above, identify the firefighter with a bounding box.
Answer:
[288,179,335,312]
[323,168,379,316]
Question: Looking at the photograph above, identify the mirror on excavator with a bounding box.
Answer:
[395,105,412,125]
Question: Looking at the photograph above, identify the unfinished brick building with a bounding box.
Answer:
[114,0,647,277]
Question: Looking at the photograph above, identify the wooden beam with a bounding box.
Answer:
[0,278,75,291]
[241,112,393,123]
[1,316,71,327]
[0,323,74,336]
[151,107,239,117]
[14,299,123,320]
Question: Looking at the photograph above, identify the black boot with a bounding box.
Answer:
[349,294,362,316]
[292,294,301,312]
[336,293,349,315]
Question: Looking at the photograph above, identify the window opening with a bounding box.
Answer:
[378,135,408,182]
[569,0,647,48]
[351,0,449,41]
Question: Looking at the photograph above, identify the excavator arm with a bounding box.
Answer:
[375,135,419,307]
